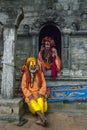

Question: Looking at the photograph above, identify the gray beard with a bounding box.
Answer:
[29,68,37,73]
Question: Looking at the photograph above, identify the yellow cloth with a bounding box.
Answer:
[27,97,47,114]
[37,97,47,114]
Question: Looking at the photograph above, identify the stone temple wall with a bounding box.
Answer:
[70,33,87,77]
[0,0,87,95]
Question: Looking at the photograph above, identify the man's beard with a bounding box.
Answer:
[45,45,50,49]
[29,67,37,73]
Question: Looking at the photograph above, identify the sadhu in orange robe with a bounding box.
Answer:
[38,47,62,78]
[21,69,48,114]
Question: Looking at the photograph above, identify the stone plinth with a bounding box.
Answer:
[48,102,87,113]
[0,96,24,121]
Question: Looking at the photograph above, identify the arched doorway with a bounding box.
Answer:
[39,24,61,58]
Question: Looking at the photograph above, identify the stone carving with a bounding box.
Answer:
[47,0,53,9]
[80,12,87,21]
[80,12,87,30]
[71,22,79,31]
[0,22,3,36]
[32,9,65,32]
[0,7,17,17]
[15,7,24,28]
[40,9,58,23]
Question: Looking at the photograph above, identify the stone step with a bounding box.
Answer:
[0,96,24,121]
[45,74,87,102]
[48,102,87,113]
[24,101,87,114]
[46,75,87,86]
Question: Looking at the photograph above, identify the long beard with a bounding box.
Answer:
[29,68,37,88]
[29,67,37,73]
[28,72,36,88]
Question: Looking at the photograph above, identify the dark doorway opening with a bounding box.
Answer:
[39,24,61,58]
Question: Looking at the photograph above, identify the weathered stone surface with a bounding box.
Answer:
[0,96,24,120]
[0,0,87,121]
[0,0,87,100]
[48,102,87,113]
[1,27,16,98]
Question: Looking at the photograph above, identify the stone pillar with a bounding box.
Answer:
[0,8,24,121]
[1,7,24,99]
[32,34,39,57]
[30,30,39,58]
[0,26,24,121]
[1,26,16,99]
[61,28,71,76]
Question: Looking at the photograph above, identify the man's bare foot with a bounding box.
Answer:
[36,118,48,127]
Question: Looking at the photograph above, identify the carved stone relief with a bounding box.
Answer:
[0,7,17,17]
[31,9,65,32]
[80,12,87,30]
[0,22,3,36]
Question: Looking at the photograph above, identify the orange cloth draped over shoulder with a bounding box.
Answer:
[21,70,47,104]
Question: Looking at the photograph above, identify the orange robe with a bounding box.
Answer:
[37,48,62,77]
[21,70,48,114]
[21,71,46,104]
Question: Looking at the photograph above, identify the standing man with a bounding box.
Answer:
[21,57,48,126]
[38,36,62,78]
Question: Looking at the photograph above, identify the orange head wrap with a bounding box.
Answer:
[25,57,37,67]
[42,36,55,47]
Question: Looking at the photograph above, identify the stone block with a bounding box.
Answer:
[48,102,87,113]
[0,96,24,121]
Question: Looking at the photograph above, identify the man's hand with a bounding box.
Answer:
[38,94,44,98]
[28,95,34,101]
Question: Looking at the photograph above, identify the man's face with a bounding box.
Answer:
[45,41,50,49]
[29,60,37,73]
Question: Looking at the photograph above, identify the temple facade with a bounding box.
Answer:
[0,0,87,120]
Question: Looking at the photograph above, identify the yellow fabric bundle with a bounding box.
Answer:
[26,57,37,66]
[29,98,48,114]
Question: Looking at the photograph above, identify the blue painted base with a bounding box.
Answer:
[47,84,87,102]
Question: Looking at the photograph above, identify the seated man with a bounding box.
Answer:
[38,36,62,78]
[21,57,48,126]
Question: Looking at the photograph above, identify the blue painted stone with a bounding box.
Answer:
[47,85,87,102]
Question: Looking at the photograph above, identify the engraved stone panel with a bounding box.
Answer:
[70,36,87,76]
